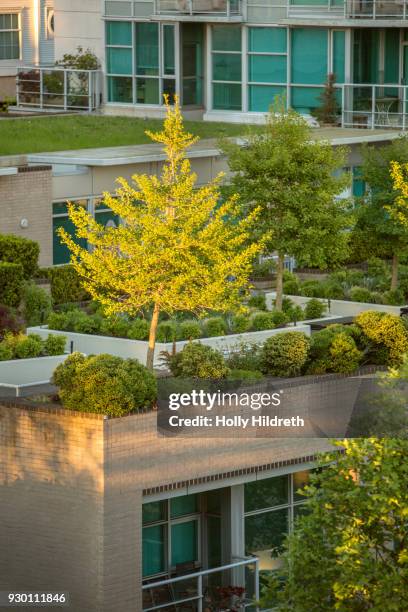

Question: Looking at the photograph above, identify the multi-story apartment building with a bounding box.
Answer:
[0,0,54,99]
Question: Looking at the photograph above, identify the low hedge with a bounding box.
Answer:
[0,332,66,361]
[47,266,89,305]
[166,342,229,379]
[260,332,310,377]
[0,234,39,279]
[53,352,157,416]
[0,262,24,307]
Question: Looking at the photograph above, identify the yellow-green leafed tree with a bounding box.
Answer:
[390,160,408,228]
[58,98,262,369]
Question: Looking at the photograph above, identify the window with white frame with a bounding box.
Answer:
[0,14,20,60]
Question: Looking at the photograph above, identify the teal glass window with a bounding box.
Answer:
[291,86,323,113]
[107,76,132,103]
[170,494,198,518]
[248,27,287,54]
[53,217,87,266]
[105,21,132,46]
[245,508,289,556]
[143,501,166,525]
[384,29,399,84]
[212,25,241,52]
[171,521,198,566]
[249,85,285,112]
[213,83,242,110]
[107,48,132,75]
[213,53,241,82]
[291,28,328,85]
[135,23,159,76]
[143,525,166,577]
[333,31,345,84]
[249,55,286,84]
[0,14,19,60]
[352,166,365,197]
[163,24,175,75]
[245,476,289,511]
[136,78,159,104]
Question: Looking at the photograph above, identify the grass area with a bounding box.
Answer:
[0,114,259,156]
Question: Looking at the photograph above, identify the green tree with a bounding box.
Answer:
[353,137,408,290]
[315,73,340,126]
[58,98,261,369]
[221,103,350,310]
[260,437,408,611]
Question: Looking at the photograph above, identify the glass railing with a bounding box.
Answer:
[154,0,242,16]
[287,0,408,19]
[16,66,102,112]
[341,83,408,129]
[142,556,260,611]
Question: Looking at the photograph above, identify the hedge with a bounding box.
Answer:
[0,262,24,307]
[47,266,89,305]
[0,234,39,279]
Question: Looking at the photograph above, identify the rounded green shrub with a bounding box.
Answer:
[383,289,405,306]
[349,286,373,303]
[43,334,67,356]
[72,312,102,334]
[47,311,69,331]
[354,311,408,365]
[322,281,345,300]
[251,312,275,331]
[0,343,13,361]
[299,281,323,298]
[0,262,24,308]
[156,321,177,342]
[260,332,310,377]
[0,234,39,278]
[248,294,267,311]
[270,310,290,327]
[283,279,301,295]
[0,304,22,339]
[288,305,304,324]
[48,266,89,305]
[13,334,43,359]
[22,282,52,326]
[178,320,202,341]
[281,297,295,313]
[127,319,149,340]
[99,316,130,338]
[230,314,251,334]
[369,291,385,305]
[203,317,227,338]
[226,342,262,372]
[53,352,157,416]
[329,332,362,374]
[303,298,327,320]
[169,342,229,379]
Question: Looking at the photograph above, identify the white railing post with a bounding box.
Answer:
[88,72,92,112]
[373,0,376,18]
[63,70,67,111]
[341,84,345,127]
[40,68,43,110]
[16,70,20,107]
[255,558,260,611]
[371,84,375,129]
[403,86,407,131]
[198,575,203,612]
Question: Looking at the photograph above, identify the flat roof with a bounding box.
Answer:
[26,129,401,167]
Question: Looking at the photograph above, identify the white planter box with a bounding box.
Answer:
[27,325,312,368]
[265,292,402,318]
[0,355,68,396]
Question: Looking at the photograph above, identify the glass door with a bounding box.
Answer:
[181,23,204,106]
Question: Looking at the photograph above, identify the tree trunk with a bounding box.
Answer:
[146,303,160,371]
[391,254,399,291]
[275,253,284,311]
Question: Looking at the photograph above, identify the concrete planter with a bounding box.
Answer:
[0,354,68,397]
[265,292,403,318]
[27,324,312,368]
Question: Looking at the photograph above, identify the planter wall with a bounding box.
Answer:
[0,354,67,395]
[27,324,312,368]
[265,292,403,318]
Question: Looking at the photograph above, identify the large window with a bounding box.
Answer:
[248,27,287,112]
[212,25,242,111]
[244,471,309,572]
[106,21,175,105]
[0,14,20,60]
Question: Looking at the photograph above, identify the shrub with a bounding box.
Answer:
[288,305,304,325]
[0,343,12,361]
[329,332,363,374]
[369,291,385,305]
[299,281,323,298]
[22,282,52,326]
[0,234,39,278]
[178,319,202,340]
[270,310,290,327]
[383,289,405,306]
[248,294,267,310]
[203,317,227,338]
[283,279,301,295]
[230,314,251,334]
[72,312,102,334]
[226,342,262,372]
[0,262,24,307]
[127,319,149,340]
[13,333,43,359]
[47,311,69,331]
[260,332,310,377]
[322,281,345,300]
[156,321,177,342]
[349,286,373,303]
[251,312,275,331]
[48,266,88,305]
[355,311,408,365]
[281,297,295,313]
[168,342,229,379]
[303,298,327,320]
[53,352,157,416]
[43,334,66,356]
[227,369,263,381]
[0,304,21,339]
[99,316,130,338]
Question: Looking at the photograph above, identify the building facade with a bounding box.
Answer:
[0,0,54,99]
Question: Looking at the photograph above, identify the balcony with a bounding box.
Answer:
[16,66,102,112]
[287,0,408,20]
[153,0,243,19]
[341,83,408,129]
[142,557,260,611]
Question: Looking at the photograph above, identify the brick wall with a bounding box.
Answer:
[0,166,53,267]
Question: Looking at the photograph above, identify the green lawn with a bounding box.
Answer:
[0,115,258,156]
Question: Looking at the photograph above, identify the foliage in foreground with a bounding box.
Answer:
[260,435,408,611]
[0,332,66,360]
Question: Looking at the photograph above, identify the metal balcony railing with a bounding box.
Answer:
[16,66,103,112]
[287,0,408,19]
[341,83,408,129]
[142,557,260,611]
[154,0,242,16]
